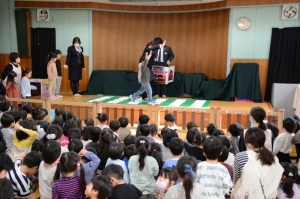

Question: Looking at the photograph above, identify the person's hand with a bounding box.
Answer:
[36,125,41,131]
[83,68,86,70]
[162,40,166,46]
[154,58,157,62]
[145,52,148,57]
[14,122,22,131]
[78,149,87,156]
[63,64,68,69]
[167,60,171,65]
[149,50,153,55]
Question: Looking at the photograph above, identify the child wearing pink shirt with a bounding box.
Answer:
[46,52,58,100]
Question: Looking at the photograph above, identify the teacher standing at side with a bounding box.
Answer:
[64,37,85,97]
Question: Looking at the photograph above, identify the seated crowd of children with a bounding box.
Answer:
[0,96,300,199]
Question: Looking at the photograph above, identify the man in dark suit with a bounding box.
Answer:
[153,37,175,98]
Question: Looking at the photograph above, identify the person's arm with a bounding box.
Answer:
[14,123,37,145]
[52,184,59,199]
[64,47,72,68]
[167,46,175,63]
[81,47,85,68]
[222,168,233,195]
[1,64,13,81]
[0,82,6,95]
[20,78,26,98]
[79,149,100,172]
[273,135,283,155]
[233,153,244,184]
[47,63,52,80]
[152,157,159,177]
[35,125,45,140]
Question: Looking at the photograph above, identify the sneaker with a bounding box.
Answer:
[74,93,81,97]
[55,94,63,98]
[162,95,167,98]
[130,94,135,102]
[48,95,56,100]
[153,95,159,98]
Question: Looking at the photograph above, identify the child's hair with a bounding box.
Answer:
[0,142,7,153]
[0,178,14,199]
[73,116,82,129]
[54,152,86,197]
[187,122,198,130]
[84,118,94,126]
[55,108,64,117]
[138,114,150,124]
[218,146,229,162]
[43,124,63,143]
[89,126,101,142]
[21,111,27,119]
[42,140,61,164]
[32,107,48,121]
[0,99,11,112]
[68,139,83,153]
[212,129,224,137]
[193,131,206,146]
[295,121,300,133]
[266,122,279,138]
[149,142,163,171]
[108,142,123,160]
[1,113,15,128]
[186,127,199,144]
[280,162,300,198]
[217,135,231,150]
[159,127,169,138]
[168,137,184,156]
[228,123,244,137]
[149,124,158,137]
[124,135,136,146]
[207,123,217,136]
[96,113,108,123]
[102,163,124,180]
[23,151,42,168]
[82,126,91,141]
[22,68,31,77]
[140,124,151,137]
[52,116,64,128]
[164,113,175,122]
[16,119,37,141]
[203,136,223,160]
[22,105,32,114]
[176,156,197,199]
[159,167,172,181]
[163,129,178,148]
[45,52,56,64]
[63,119,78,136]
[139,55,146,63]
[283,117,296,133]
[118,116,129,128]
[124,144,137,159]
[140,193,157,199]
[0,153,14,172]
[55,49,62,55]
[89,175,112,199]
[62,111,73,122]
[7,111,23,123]
[245,127,275,165]
[135,136,150,170]
[68,127,82,141]
[97,130,114,157]
[7,71,17,83]
[250,107,267,131]
[109,119,120,132]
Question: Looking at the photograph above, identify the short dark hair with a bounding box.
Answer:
[153,37,163,45]
[96,113,108,122]
[207,123,217,135]
[9,52,19,62]
[16,119,37,141]
[89,175,112,199]
[62,111,73,122]
[102,164,124,180]
[217,135,231,149]
[7,111,23,123]
[72,37,81,45]
[138,114,150,124]
[44,124,63,142]
[168,137,184,155]
[149,124,158,137]
[82,126,91,141]
[187,122,197,130]
[109,120,120,132]
[218,146,229,162]
[84,118,94,126]
[203,136,222,160]
[140,124,151,137]
[193,131,206,147]
[68,139,83,154]
[89,127,101,142]
[186,127,199,144]
[68,127,82,141]
[1,113,15,128]
[52,116,64,128]
[124,135,136,146]
[0,178,14,199]
[22,105,32,114]
[124,144,137,159]
[55,49,62,55]
[55,108,64,117]
[63,119,78,136]
[118,116,129,128]
[23,151,42,168]
[42,140,61,164]
[283,117,296,133]
[163,129,178,148]
[139,55,145,63]
[108,143,123,160]
[0,153,13,172]
[32,107,48,121]
[0,99,11,112]
[164,114,175,122]
[228,123,243,137]
[212,129,224,137]
[159,127,169,138]
[266,122,279,138]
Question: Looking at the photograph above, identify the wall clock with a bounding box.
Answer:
[237,17,250,30]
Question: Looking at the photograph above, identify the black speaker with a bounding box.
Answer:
[15,9,31,57]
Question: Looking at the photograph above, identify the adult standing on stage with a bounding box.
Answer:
[1,52,22,89]
[153,37,174,98]
[63,37,85,97]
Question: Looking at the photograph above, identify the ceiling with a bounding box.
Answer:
[16,0,223,6]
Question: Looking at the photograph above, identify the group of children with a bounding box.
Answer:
[0,100,300,199]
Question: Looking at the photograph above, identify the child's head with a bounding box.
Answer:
[138,114,150,125]
[163,129,178,148]
[250,107,267,131]
[73,116,83,130]
[55,108,64,117]
[280,162,300,198]
[22,105,32,114]
[55,49,62,60]
[44,124,63,143]
[9,52,20,63]
[63,119,78,137]
[68,127,82,141]
[68,139,83,153]
[98,130,114,156]
[7,71,17,83]
[139,55,146,63]
[85,175,112,199]
[96,113,108,124]
[109,120,120,132]
[42,140,61,165]
[62,111,73,122]
[266,122,279,138]
[207,123,217,136]
[124,144,137,159]
[283,117,296,133]
[149,142,163,170]
[32,107,48,121]
[212,129,224,137]
[84,118,94,127]
[228,123,243,137]
[102,164,124,187]
[158,127,169,139]
[203,136,223,160]
[0,99,11,112]
[108,142,123,160]
[135,136,150,170]
[1,113,15,128]
[168,137,184,156]
[156,167,172,192]
[7,111,23,123]
[217,135,231,150]
[23,151,42,176]
[0,153,13,178]
[193,131,206,147]
[16,119,37,141]
[52,116,64,128]
[82,126,91,141]
[45,52,57,63]
[186,127,199,144]
[22,68,32,78]
[164,113,176,126]
[218,146,229,163]
[124,135,136,146]
[176,156,197,199]
[149,124,158,137]
[186,122,197,130]
[140,124,151,137]
[89,126,101,142]
[118,116,129,128]
[0,178,14,199]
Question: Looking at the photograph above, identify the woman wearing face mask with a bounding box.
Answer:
[156,167,172,199]
[63,37,85,97]
[1,52,22,90]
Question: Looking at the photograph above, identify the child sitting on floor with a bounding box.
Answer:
[163,137,183,168]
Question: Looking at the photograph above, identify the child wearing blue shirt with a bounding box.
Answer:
[163,137,183,168]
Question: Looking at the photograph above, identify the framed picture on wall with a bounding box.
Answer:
[37,8,50,22]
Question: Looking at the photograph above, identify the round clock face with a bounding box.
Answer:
[237,17,250,30]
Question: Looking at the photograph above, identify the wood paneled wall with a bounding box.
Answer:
[92,10,229,79]
[0,54,89,93]
[230,59,269,100]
